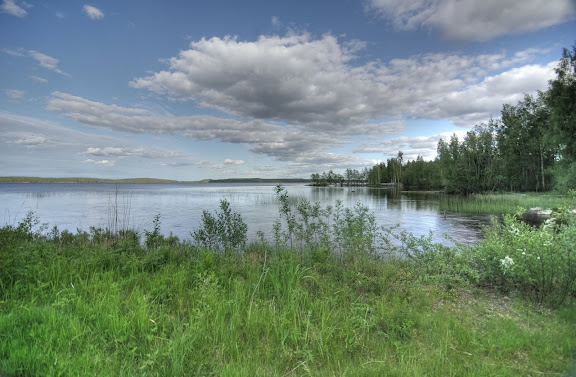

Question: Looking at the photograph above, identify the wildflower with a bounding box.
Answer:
[542,218,555,230]
[500,256,514,274]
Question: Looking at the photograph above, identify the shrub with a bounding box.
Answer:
[272,185,331,250]
[380,228,479,289]
[472,211,576,307]
[272,185,383,260]
[192,199,247,251]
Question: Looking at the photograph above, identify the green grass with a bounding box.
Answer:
[1,229,575,376]
[439,192,575,214]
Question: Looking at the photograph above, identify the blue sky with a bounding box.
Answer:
[1,0,574,180]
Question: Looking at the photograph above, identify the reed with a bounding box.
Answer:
[439,192,574,213]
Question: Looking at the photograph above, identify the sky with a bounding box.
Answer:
[1,0,575,181]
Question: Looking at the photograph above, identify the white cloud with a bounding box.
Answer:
[5,89,25,100]
[368,0,576,41]
[354,131,468,160]
[2,49,70,76]
[28,50,70,76]
[47,92,345,161]
[48,92,149,118]
[413,62,556,126]
[0,112,215,178]
[130,34,385,130]
[7,133,48,147]
[2,48,25,57]
[1,0,27,17]
[130,33,554,131]
[81,147,186,159]
[224,159,245,165]
[271,16,281,27]
[30,75,48,83]
[82,5,104,20]
[83,159,115,166]
[46,35,561,171]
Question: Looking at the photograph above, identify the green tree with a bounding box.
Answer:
[402,156,442,190]
[497,94,553,192]
[546,44,576,161]
[545,43,576,191]
[387,152,403,184]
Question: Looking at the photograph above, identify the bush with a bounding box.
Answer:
[192,199,247,251]
[472,211,576,307]
[380,229,479,289]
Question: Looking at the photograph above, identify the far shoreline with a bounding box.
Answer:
[0,176,310,184]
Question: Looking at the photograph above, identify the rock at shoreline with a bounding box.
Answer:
[521,207,553,225]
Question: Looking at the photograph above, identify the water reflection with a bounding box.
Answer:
[0,183,492,245]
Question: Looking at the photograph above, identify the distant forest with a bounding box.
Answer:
[312,44,576,195]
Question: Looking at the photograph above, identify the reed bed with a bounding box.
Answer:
[439,192,574,214]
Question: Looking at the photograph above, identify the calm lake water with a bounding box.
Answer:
[0,183,492,245]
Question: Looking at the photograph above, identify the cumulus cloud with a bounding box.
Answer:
[82,5,104,20]
[130,34,388,130]
[413,62,556,126]
[1,0,28,17]
[5,89,25,100]
[130,33,553,131]
[47,34,560,171]
[367,0,576,41]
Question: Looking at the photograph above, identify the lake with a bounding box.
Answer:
[0,183,492,245]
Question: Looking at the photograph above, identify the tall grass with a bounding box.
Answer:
[1,187,576,376]
[2,233,575,376]
[439,192,574,213]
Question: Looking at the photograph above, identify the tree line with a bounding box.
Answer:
[310,168,369,186]
[312,44,576,195]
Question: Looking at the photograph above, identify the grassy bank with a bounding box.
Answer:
[2,186,575,376]
[439,192,575,214]
[1,230,575,376]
